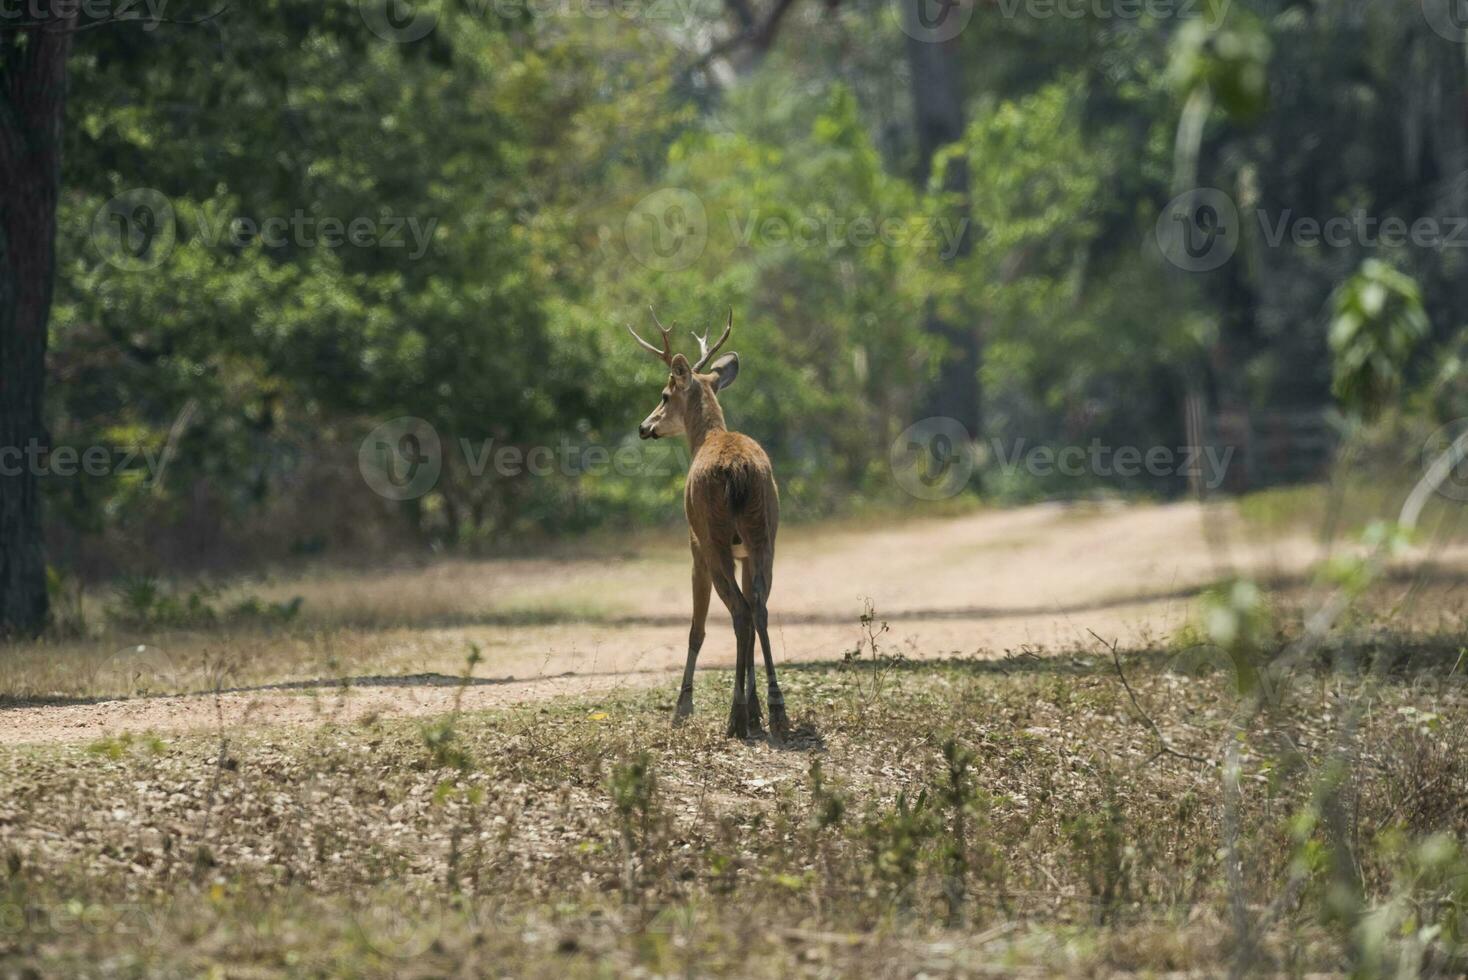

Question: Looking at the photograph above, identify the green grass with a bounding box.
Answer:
[1237,478,1468,543]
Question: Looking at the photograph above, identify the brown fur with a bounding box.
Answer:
[634,332,786,739]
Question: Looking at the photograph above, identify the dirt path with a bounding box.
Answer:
[4,500,1462,745]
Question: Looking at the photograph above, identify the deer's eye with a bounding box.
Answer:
[660,393,669,404]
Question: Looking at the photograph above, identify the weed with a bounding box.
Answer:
[103,573,303,629]
[1064,772,1132,924]
[44,567,86,637]
[840,598,906,722]
[862,788,937,913]
[85,732,166,760]
[938,738,972,926]
[610,751,659,905]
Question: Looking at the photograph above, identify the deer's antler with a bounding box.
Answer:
[628,306,674,366]
[691,309,733,372]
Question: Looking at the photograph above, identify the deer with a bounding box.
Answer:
[628,308,788,739]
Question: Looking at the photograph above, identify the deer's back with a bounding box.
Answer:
[685,431,778,547]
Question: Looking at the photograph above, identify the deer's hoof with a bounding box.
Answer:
[768,702,791,740]
[747,696,764,733]
[725,703,750,739]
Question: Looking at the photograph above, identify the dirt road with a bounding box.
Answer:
[3,500,1458,745]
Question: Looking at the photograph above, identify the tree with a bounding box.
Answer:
[0,8,75,635]
[904,0,978,438]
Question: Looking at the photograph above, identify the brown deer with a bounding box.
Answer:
[629,308,788,739]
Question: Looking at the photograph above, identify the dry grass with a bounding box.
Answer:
[5,499,1468,975]
[4,645,1468,977]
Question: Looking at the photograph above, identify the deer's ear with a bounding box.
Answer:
[709,352,739,391]
[670,353,693,384]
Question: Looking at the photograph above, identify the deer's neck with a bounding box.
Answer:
[682,382,727,459]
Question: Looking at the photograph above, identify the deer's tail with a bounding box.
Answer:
[725,462,753,515]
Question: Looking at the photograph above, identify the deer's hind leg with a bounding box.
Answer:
[707,552,754,739]
[673,542,712,723]
[739,560,764,732]
[745,550,788,738]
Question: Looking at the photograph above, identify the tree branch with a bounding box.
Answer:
[1090,629,1212,767]
[685,0,803,78]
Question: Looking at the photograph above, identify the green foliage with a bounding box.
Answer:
[45,566,86,637]
[421,645,483,772]
[610,752,657,824]
[86,732,167,760]
[1063,778,1132,922]
[577,81,944,515]
[103,575,302,629]
[1202,578,1271,695]
[1330,260,1431,422]
[1168,8,1272,120]
[861,788,937,910]
[610,751,660,902]
[807,758,847,831]
[36,0,1468,567]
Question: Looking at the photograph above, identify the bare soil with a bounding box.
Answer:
[3,499,1464,745]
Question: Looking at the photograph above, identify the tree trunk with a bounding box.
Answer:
[904,4,980,438]
[0,11,75,636]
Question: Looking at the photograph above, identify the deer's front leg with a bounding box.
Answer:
[673,554,712,723]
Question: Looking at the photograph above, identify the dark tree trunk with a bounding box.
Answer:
[0,10,75,636]
[904,4,980,438]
